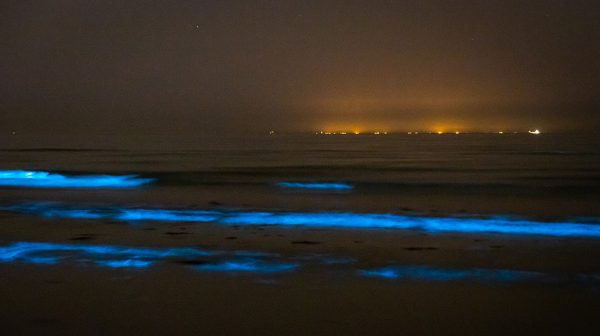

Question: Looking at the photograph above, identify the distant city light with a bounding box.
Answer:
[315,130,391,135]
[312,129,542,135]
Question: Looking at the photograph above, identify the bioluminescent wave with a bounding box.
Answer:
[215,212,600,237]
[2,203,222,222]
[96,259,154,268]
[112,209,221,222]
[0,170,154,188]
[277,182,354,191]
[4,203,600,238]
[360,266,545,282]
[0,241,296,273]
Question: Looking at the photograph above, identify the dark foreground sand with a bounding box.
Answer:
[1,213,599,335]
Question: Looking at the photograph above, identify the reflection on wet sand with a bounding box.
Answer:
[0,241,297,273]
[277,182,354,191]
[1,241,598,286]
[361,266,545,282]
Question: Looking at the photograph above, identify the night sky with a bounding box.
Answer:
[1,0,598,140]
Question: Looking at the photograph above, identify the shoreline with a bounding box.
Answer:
[1,213,599,335]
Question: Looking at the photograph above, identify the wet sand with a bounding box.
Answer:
[1,213,599,335]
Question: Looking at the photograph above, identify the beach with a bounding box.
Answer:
[1,134,599,335]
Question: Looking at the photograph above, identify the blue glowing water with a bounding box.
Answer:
[277,182,353,191]
[2,134,599,223]
[360,266,545,282]
[5,203,600,238]
[0,170,154,188]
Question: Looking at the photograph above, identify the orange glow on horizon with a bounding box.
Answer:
[314,121,530,134]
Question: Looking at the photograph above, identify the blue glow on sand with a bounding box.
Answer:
[0,242,212,269]
[360,266,545,282]
[4,203,600,238]
[195,259,298,273]
[0,170,154,188]
[0,241,297,273]
[278,182,354,191]
[1,242,597,283]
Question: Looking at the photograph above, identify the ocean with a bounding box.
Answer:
[1,133,599,219]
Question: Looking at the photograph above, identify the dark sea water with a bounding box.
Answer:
[1,133,599,219]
